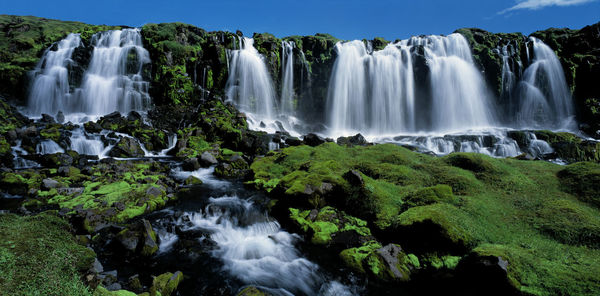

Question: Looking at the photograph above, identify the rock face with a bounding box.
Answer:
[108,137,145,158]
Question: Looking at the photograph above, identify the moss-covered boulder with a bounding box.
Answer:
[149,271,183,296]
[340,241,420,282]
[108,137,145,158]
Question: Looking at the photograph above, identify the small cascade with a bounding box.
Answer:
[225,37,277,120]
[27,33,81,117]
[515,37,575,129]
[525,132,554,156]
[384,130,521,158]
[36,140,65,154]
[280,41,295,115]
[76,29,151,118]
[11,140,39,169]
[69,128,109,157]
[327,33,494,136]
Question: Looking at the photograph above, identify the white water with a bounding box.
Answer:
[69,128,110,157]
[226,37,277,122]
[327,34,494,136]
[36,140,65,154]
[28,29,151,123]
[27,33,81,116]
[11,140,39,169]
[515,37,575,130]
[281,41,295,115]
[75,29,151,118]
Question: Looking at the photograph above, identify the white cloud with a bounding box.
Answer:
[499,0,597,14]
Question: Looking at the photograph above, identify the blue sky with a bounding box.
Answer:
[1,0,599,40]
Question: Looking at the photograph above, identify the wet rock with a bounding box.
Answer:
[108,137,145,158]
[303,133,325,146]
[106,283,122,291]
[337,133,369,146]
[127,111,143,122]
[42,178,60,190]
[117,228,140,253]
[184,176,203,185]
[237,286,272,296]
[55,111,65,124]
[199,151,218,166]
[84,121,103,133]
[456,251,519,296]
[39,153,73,168]
[40,113,56,124]
[285,136,303,146]
[182,157,200,171]
[141,219,159,256]
[150,271,183,296]
[91,258,104,274]
[128,274,143,293]
[376,244,414,281]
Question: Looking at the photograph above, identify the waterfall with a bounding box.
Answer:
[69,128,108,157]
[27,29,151,122]
[498,41,522,116]
[27,33,81,117]
[281,41,295,115]
[75,29,151,117]
[225,37,277,120]
[327,33,494,135]
[405,34,496,132]
[515,37,575,129]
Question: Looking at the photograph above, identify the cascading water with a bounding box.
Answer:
[145,167,357,295]
[225,37,277,121]
[75,29,151,118]
[281,41,296,115]
[27,33,81,117]
[327,34,494,136]
[514,37,575,129]
[36,140,65,154]
[404,34,496,132]
[28,29,151,122]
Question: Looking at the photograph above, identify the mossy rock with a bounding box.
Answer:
[557,161,600,207]
[150,271,183,296]
[340,241,419,282]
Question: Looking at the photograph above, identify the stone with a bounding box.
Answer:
[108,137,145,158]
[182,157,200,171]
[285,137,303,146]
[303,133,325,147]
[42,178,59,190]
[55,111,65,124]
[343,170,364,186]
[184,176,203,185]
[91,258,104,274]
[337,133,369,146]
[84,121,102,133]
[141,219,159,256]
[146,186,163,198]
[40,113,56,124]
[150,271,184,296]
[56,187,84,196]
[199,151,218,167]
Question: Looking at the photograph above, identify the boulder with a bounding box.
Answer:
[182,158,200,171]
[199,151,218,167]
[84,121,103,133]
[150,271,183,296]
[40,113,56,124]
[39,153,73,168]
[108,137,145,158]
[42,178,60,190]
[141,219,159,256]
[303,133,325,146]
[55,111,65,124]
[337,133,369,146]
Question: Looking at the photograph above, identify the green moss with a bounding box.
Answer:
[150,271,183,296]
[252,143,600,294]
[0,212,96,296]
[93,286,137,296]
[557,161,600,207]
[289,206,371,245]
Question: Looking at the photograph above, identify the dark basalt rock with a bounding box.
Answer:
[303,133,325,147]
[337,133,369,147]
[182,157,201,171]
[108,137,145,158]
[40,113,56,124]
